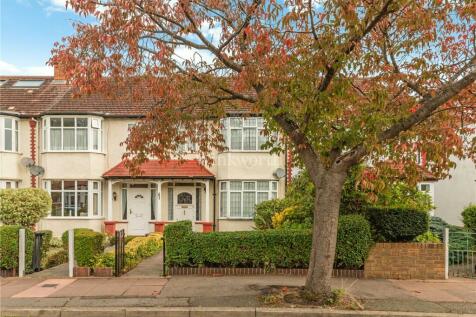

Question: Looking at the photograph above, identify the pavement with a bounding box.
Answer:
[1,252,476,316]
[1,275,475,315]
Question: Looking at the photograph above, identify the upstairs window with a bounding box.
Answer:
[42,117,102,152]
[0,116,19,152]
[221,117,268,151]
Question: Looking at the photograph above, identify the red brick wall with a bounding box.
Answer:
[364,243,445,279]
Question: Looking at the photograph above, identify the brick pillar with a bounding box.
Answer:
[29,119,37,188]
[104,221,117,236]
[286,150,293,185]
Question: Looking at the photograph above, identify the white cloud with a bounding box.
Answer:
[44,0,68,13]
[0,60,53,76]
[173,46,215,66]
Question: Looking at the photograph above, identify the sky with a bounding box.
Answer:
[0,0,84,76]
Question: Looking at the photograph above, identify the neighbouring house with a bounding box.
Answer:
[0,69,289,236]
[418,157,476,226]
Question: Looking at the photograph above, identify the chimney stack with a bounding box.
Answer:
[53,64,67,80]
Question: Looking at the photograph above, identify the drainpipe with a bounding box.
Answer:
[29,118,37,188]
[212,180,216,232]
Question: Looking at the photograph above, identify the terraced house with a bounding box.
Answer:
[0,69,289,237]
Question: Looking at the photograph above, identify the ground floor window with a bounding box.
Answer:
[219,180,278,219]
[0,180,19,189]
[44,180,102,217]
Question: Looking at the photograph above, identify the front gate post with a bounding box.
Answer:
[444,227,449,280]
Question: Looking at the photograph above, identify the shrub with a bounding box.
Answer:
[429,216,447,240]
[0,189,51,227]
[364,206,429,242]
[49,237,63,248]
[36,230,52,260]
[335,215,373,269]
[165,217,372,269]
[61,228,93,249]
[414,231,441,243]
[42,249,68,269]
[124,233,163,270]
[462,204,476,231]
[0,225,34,271]
[94,252,115,268]
[254,199,289,229]
[62,229,104,267]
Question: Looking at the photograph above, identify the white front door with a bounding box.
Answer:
[128,186,150,235]
[174,187,196,222]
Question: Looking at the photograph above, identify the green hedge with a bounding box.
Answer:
[62,229,104,267]
[165,217,372,269]
[0,225,34,271]
[462,204,476,231]
[335,214,373,269]
[364,207,429,242]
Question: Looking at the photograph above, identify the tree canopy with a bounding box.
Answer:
[51,0,476,297]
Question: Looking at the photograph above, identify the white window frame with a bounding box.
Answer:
[43,180,103,219]
[221,117,268,152]
[42,116,103,153]
[0,116,19,152]
[219,180,278,219]
[0,180,19,189]
[418,182,434,202]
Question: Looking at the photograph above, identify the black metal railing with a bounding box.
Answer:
[114,229,126,277]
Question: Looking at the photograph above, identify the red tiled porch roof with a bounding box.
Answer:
[102,160,215,179]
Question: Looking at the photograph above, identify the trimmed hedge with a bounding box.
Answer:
[62,229,104,267]
[165,217,373,270]
[0,225,34,270]
[364,207,429,242]
[335,214,373,269]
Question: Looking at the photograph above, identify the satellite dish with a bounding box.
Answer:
[29,165,45,176]
[20,157,34,167]
[273,168,286,179]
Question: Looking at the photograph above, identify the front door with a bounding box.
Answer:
[174,187,195,222]
[128,186,150,235]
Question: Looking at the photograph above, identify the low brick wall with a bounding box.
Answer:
[364,243,444,279]
[169,267,364,278]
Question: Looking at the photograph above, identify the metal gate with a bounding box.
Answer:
[447,229,476,278]
[114,229,126,277]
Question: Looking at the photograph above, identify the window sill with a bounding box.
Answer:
[0,150,21,154]
[46,216,105,220]
[218,217,254,221]
[41,151,106,155]
[219,150,271,154]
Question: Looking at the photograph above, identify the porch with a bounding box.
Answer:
[102,160,215,235]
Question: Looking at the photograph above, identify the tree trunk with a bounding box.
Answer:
[305,168,347,298]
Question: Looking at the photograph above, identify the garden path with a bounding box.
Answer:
[122,251,164,277]
[28,263,68,278]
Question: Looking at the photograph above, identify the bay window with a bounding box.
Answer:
[44,180,102,218]
[42,117,102,152]
[219,180,278,218]
[0,116,19,152]
[221,117,268,151]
